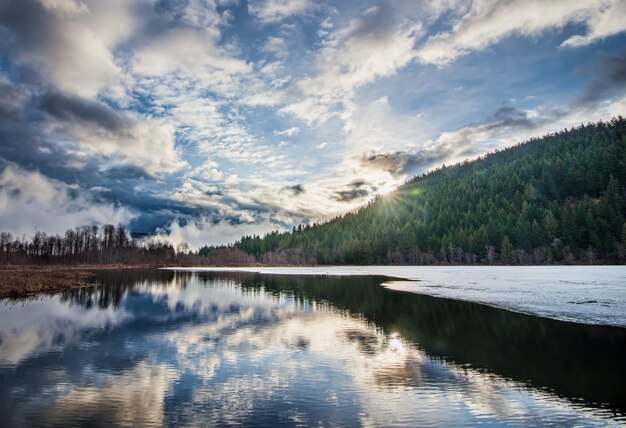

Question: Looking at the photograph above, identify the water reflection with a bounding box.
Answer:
[0,269,624,427]
[221,271,626,411]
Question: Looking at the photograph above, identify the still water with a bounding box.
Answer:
[0,269,624,427]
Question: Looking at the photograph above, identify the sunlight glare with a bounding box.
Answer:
[389,333,404,352]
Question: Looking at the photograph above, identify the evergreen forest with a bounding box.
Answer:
[208,118,626,265]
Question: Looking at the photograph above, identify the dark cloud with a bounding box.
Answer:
[282,184,305,195]
[0,80,26,118]
[0,2,195,235]
[0,1,48,53]
[359,151,443,177]
[349,180,367,188]
[40,92,127,131]
[480,103,566,135]
[488,105,534,130]
[333,188,369,202]
[0,94,200,234]
[578,50,626,106]
[102,165,157,181]
[331,179,377,202]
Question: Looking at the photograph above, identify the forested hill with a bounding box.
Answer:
[219,118,626,265]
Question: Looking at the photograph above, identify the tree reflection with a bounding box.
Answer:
[197,271,626,413]
[59,269,187,309]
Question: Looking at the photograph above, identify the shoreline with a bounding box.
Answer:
[2,263,625,307]
[0,264,158,299]
[166,265,626,328]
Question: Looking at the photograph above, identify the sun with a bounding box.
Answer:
[377,182,397,196]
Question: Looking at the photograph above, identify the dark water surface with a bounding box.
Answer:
[0,269,624,427]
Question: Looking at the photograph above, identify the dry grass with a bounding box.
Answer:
[0,265,157,299]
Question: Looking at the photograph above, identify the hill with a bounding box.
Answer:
[202,118,626,265]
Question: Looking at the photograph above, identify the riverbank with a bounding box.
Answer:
[0,265,156,299]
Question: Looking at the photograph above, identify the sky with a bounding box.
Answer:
[0,0,625,248]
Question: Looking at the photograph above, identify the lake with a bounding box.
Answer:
[0,268,625,427]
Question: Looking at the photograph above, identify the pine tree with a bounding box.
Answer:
[501,236,515,265]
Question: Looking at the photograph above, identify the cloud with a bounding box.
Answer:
[488,105,536,130]
[249,0,314,24]
[415,94,626,171]
[577,50,626,106]
[280,2,423,126]
[333,188,370,202]
[102,164,156,181]
[0,85,197,235]
[417,104,564,163]
[59,113,186,175]
[0,1,187,177]
[0,0,124,97]
[33,88,186,176]
[273,127,300,137]
[359,151,442,177]
[40,91,127,131]
[355,101,565,181]
[0,0,625,244]
[39,0,88,15]
[132,28,251,85]
[282,184,305,195]
[262,36,288,58]
[0,76,28,118]
[242,90,285,107]
[187,161,224,182]
[0,163,134,236]
[158,217,281,248]
[417,0,626,65]
[330,178,382,203]
[561,1,626,47]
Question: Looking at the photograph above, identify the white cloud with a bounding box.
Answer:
[561,1,626,47]
[279,98,337,126]
[57,113,187,175]
[417,0,626,65]
[2,0,625,240]
[132,28,251,87]
[159,218,281,248]
[344,97,431,155]
[249,0,313,23]
[280,4,423,126]
[416,95,626,170]
[0,164,134,236]
[3,0,150,98]
[38,0,88,15]
[262,36,288,58]
[187,161,224,182]
[273,127,300,137]
[26,20,120,98]
[374,96,389,105]
[242,90,285,106]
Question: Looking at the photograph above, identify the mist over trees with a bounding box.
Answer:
[210,117,626,265]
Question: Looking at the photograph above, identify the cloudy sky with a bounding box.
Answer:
[0,0,625,248]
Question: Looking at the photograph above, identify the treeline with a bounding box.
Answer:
[215,117,626,265]
[0,223,198,265]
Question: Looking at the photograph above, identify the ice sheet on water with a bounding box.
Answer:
[168,266,626,328]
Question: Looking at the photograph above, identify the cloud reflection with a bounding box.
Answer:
[0,272,623,426]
